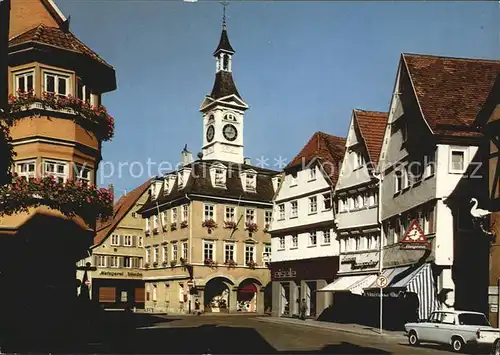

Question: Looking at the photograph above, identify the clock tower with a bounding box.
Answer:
[200,8,248,164]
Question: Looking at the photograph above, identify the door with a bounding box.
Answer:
[418,312,440,342]
[437,312,458,343]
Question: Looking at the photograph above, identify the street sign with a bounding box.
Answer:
[376,275,388,288]
[187,279,194,287]
[400,219,430,250]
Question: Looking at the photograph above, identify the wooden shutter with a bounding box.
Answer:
[135,288,145,303]
[99,287,116,302]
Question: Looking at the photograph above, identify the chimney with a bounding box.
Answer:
[244,157,251,165]
[108,184,115,201]
[181,144,193,166]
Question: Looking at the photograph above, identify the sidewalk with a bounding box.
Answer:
[255,316,406,341]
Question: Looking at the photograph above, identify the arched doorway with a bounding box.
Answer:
[204,277,234,313]
[237,278,261,312]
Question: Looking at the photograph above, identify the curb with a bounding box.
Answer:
[254,317,405,341]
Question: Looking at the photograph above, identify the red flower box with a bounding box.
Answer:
[245,222,259,233]
[224,221,237,229]
[180,220,188,229]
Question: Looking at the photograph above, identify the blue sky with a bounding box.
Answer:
[56,0,499,196]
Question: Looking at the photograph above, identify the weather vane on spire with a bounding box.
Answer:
[220,1,229,27]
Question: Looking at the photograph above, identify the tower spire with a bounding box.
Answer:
[221,1,228,28]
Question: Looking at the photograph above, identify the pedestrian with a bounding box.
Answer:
[300,298,307,320]
[194,299,201,315]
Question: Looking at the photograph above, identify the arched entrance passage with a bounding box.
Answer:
[204,277,234,313]
[237,278,262,312]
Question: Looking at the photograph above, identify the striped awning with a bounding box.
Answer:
[365,266,408,289]
[391,263,439,320]
[318,274,377,295]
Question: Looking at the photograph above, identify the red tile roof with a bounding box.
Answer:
[403,53,500,137]
[286,131,346,186]
[9,24,112,68]
[354,110,388,164]
[94,180,151,246]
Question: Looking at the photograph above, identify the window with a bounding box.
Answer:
[450,149,466,173]
[290,172,297,186]
[152,285,157,302]
[123,235,132,246]
[309,167,316,180]
[245,173,256,191]
[265,210,272,225]
[182,242,188,260]
[138,236,143,247]
[224,243,235,262]
[153,247,159,263]
[132,257,141,268]
[338,198,346,213]
[355,237,361,251]
[245,245,255,265]
[224,113,236,121]
[182,205,188,221]
[152,215,158,230]
[424,152,436,178]
[309,232,317,246]
[132,212,137,218]
[225,206,236,222]
[323,229,331,244]
[290,201,298,218]
[245,208,256,223]
[291,234,298,248]
[204,204,215,221]
[278,204,285,220]
[278,236,285,249]
[162,245,168,262]
[264,244,271,255]
[354,151,364,169]
[43,160,67,183]
[74,164,91,184]
[124,256,131,268]
[172,243,178,261]
[76,78,96,105]
[395,170,403,193]
[145,218,150,232]
[110,256,119,268]
[215,169,225,187]
[145,249,151,263]
[178,172,184,189]
[111,234,120,246]
[96,255,106,267]
[424,206,435,234]
[16,160,36,180]
[309,196,317,214]
[203,241,214,261]
[44,71,70,97]
[161,212,166,228]
[323,193,332,210]
[171,208,178,223]
[14,70,34,93]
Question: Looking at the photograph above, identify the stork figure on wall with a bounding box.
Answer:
[470,197,495,239]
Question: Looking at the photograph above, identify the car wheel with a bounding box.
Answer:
[451,337,465,353]
[493,338,500,355]
[408,331,419,346]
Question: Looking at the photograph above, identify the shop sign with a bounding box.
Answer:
[364,291,400,298]
[99,270,143,278]
[400,220,430,250]
[274,268,297,279]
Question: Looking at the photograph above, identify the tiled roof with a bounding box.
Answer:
[213,25,235,55]
[354,110,388,164]
[286,131,346,186]
[94,180,151,246]
[9,24,112,68]
[210,71,242,100]
[403,53,500,137]
[138,160,278,216]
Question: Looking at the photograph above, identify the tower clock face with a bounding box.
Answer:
[206,125,215,142]
[223,124,238,141]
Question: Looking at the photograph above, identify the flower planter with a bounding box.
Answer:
[144,263,150,269]
[247,261,257,269]
[170,260,177,267]
[180,221,188,229]
[153,228,159,235]
[8,90,114,141]
[224,221,237,230]
[170,223,177,231]
[224,259,237,268]
[245,222,259,234]
[202,219,218,233]
[153,262,158,267]
[162,262,168,267]
[0,175,113,222]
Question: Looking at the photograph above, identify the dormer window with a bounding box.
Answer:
[309,166,316,181]
[77,78,97,106]
[14,70,34,94]
[245,173,256,191]
[290,172,298,186]
[215,169,225,187]
[178,172,184,189]
[353,151,364,169]
[208,114,215,124]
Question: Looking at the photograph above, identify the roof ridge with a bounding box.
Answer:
[403,52,500,64]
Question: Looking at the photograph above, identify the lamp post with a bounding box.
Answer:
[373,171,384,335]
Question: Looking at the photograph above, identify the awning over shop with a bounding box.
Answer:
[364,263,439,320]
[318,274,377,295]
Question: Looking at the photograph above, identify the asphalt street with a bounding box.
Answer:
[118,314,459,354]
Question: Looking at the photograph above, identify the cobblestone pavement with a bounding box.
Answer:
[126,314,461,354]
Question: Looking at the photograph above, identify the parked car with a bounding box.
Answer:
[404,310,500,353]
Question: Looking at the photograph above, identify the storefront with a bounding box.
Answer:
[270,256,339,318]
[91,273,145,310]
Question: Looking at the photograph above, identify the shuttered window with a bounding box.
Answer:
[99,287,116,302]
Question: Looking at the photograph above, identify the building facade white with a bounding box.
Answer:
[269,132,345,318]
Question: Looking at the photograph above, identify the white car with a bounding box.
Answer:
[404,310,500,353]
